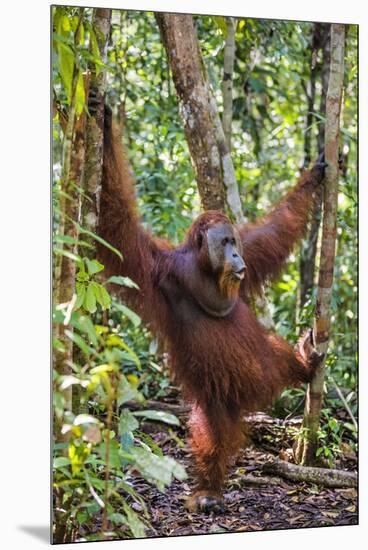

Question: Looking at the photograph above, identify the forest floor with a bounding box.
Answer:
[128,405,358,538]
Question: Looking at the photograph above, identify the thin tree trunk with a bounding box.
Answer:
[156,13,244,221]
[222,17,236,151]
[82,8,111,238]
[54,10,85,413]
[296,24,345,466]
[156,13,223,211]
[302,25,318,169]
[300,24,331,309]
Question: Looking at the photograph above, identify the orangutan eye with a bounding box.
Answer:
[222,238,228,246]
[231,238,236,245]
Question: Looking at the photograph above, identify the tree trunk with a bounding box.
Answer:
[222,17,236,151]
[296,24,345,466]
[54,10,85,413]
[82,8,111,240]
[299,24,330,309]
[156,13,244,221]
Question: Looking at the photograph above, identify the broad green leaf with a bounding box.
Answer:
[97,439,122,469]
[75,283,86,310]
[91,282,111,310]
[84,283,97,313]
[130,446,171,490]
[98,285,112,310]
[86,258,104,275]
[129,447,186,491]
[117,375,141,406]
[58,42,74,100]
[170,459,187,481]
[133,410,180,427]
[73,313,98,346]
[61,14,71,32]
[119,408,139,434]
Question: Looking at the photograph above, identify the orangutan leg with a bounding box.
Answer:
[186,403,244,513]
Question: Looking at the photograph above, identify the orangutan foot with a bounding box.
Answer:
[185,490,225,514]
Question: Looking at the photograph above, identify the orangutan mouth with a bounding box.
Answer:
[233,268,246,280]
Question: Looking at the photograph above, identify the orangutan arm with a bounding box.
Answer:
[238,158,326,296]
[90,94,172,328]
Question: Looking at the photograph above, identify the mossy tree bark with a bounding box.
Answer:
[296,23,345,465]
[54,10,85,413]
[82,8,111,240]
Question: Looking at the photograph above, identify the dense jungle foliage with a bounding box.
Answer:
[52,7,357,542]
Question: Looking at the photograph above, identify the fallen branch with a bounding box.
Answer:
[124,399,190,416]
[239,474,283,487]
[263,458,357,488]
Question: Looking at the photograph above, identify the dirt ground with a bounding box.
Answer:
[127,413,358,538]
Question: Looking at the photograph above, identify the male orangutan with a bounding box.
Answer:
[89,91,326,513]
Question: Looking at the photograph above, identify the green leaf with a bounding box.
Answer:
[91,282,111,310]
[53,337,65,353]
[212,16,228,37]
[107,275,138,289]
[58,42,74,100]
[129,447,186,491]
[54,248,83,267]
[86,259,104,275]
[90,364,115,374]
[119,408,139,434]
[75,283,86,310]
[73,313,98,346]
[109,512,126,525]
[61,14,71,32]
[89,27,102,76]
[105,334,141,370]
[75,70,86,116]
[113,302,141,327]
[65,329,93,356]
[117,375,142,406]
[53,456,71,468]
[84,283,97,313]
[122,502,146,538]
[54,235,94,249]
[77,225,123,260]
[133,410,180,427]
[170,459,187,481]
[97,439,122,469]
